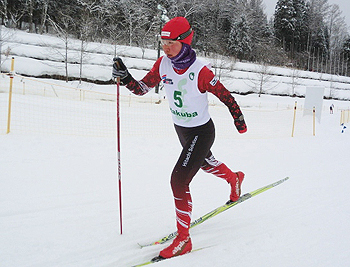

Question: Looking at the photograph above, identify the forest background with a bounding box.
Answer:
[1,0,350,79]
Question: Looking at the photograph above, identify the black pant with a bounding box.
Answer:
[171,119,215,194]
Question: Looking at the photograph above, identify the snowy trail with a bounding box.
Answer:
[2,107,350,266]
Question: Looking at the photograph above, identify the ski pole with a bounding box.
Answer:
[114,59,123,235]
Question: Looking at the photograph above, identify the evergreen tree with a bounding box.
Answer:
[292,0,308,52]
[342,38,350,75]
[342,38,350,59]
[228,13,252,61]
[305,0,330,71]
[247,0,272,62]
[192,0,235,55]
[274,0,308,57]
[274,0,295,51]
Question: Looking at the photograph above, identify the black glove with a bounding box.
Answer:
[234,114,247,133]
[112,57,132,85]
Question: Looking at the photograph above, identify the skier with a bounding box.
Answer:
[112,17,247,259]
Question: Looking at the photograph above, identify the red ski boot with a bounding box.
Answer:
[228,171,245,202]
[159,234,192,259]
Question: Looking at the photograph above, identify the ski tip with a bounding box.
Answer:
[137,242,149,249]
[281,176,290,183]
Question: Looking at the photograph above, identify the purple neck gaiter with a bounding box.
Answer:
[170,43,196,70]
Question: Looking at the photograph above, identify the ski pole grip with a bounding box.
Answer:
[114,60,121,68]
[113,58,121,83]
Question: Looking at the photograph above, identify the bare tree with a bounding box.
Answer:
[290,67,301,96]
[7,0,26,28]
[103,0,125,56]
[164,0,204,18]
[118,0,139,47]
[47,13,75,82]
[0,25,15,72]
[27,0,34,32]
[37,0,49,34]
[247,62,275,97]
[305,0,329,71]
[76,0,98,83]
[327,4,348,75]
[0,0,9,24]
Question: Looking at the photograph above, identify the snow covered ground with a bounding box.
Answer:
[1,27,350,267]
[1,96,350,267]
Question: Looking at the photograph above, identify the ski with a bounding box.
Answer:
[138,176,289,248]
[132,247,207,266]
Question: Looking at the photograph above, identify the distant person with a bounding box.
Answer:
[112,17,247,259]
[341,123,347,133]
[330,104,334,114]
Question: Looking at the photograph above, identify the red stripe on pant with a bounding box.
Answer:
[173,190,192,237]
[201,162,235,182]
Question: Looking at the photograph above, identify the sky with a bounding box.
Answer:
[263,0,350,29]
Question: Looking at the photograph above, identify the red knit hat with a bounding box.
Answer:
[161,17,194,45]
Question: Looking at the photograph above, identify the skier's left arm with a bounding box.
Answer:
[198,67,247,134]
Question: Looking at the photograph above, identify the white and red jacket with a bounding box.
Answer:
[125,56,246,132]
[160,56,210,127]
